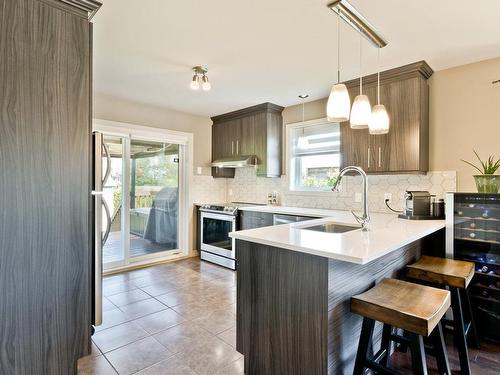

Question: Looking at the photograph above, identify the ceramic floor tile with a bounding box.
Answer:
[103,281,137,297]
[95,308,131,332]
[155,290,205,308]
[105,336,171,375]
[192,309,236,335]
[107,289,151,307]
[217,326,236,348]
[175,336,242,375]
[140,281,179,297]
[134,308,186,334]
[119,298,168,320]
[135,355,197,375]
[152,322,214,354]
[214,356,245,375]
[102,297,118,312]
[77,355,117,374]
[92,321,149,353]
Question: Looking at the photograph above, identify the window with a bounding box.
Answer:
[288,121,341,191]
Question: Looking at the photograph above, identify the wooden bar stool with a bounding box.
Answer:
[407,256,479,375]
[351,278,451,375]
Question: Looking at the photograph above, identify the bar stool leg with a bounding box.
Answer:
[460,288,480,348]
[353,318,375,375]
[408,333,428,375]
[431,322,451,375]
[379,324,392,367]
[451,287,472,375]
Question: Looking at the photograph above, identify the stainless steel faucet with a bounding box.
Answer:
[331,166,370,230]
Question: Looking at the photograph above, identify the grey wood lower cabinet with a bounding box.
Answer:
[0,0,100,374]
[238,210,274,230]
[236,238,427,375]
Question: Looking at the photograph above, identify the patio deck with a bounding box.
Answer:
[103,231,177,264]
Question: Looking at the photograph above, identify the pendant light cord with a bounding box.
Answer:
[377,47,381,105]
[337,11,341,83]
[359,34,363,95]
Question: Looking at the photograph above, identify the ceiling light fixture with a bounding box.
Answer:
[369,48,389,135]
[327,0,387,49]
[190,66,210,91]
[326,11,351,123]
[350,34,371,129]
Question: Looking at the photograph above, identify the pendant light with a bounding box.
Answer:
[350,35,371,129]
[369,48,389,134]
[327,12,350,123]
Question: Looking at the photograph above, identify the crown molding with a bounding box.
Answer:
[39,0,102,20]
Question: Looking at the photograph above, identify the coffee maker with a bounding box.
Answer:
[398,191,445,220]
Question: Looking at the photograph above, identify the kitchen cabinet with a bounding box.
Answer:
[0,0,100,373]
[239,210,274,230]
[340,61,432,174]
[211,103,284,178]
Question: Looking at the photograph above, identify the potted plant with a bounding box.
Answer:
[461,150,500,193]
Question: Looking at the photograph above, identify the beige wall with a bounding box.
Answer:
[429,57,500,191]
[93,93,213,174]
[282,57,500,192]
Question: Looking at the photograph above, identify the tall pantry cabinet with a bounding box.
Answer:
[0,0,101,374]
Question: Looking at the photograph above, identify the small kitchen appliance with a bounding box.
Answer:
[398,190,444,220]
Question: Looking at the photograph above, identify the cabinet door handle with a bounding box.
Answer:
[378,147,381,168]
[231,141,234,155]
[236,140,239,155]
[367,147,371,169]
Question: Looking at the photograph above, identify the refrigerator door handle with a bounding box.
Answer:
[102,141,111,186]
[93,132,103,326]
[102,198,112,246]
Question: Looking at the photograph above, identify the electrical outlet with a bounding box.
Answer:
[196,167,202,175]
[228,188,233,196]
[384,193,392,202]
[355,193,362,203]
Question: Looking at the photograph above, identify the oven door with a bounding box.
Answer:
[200,211,236,259]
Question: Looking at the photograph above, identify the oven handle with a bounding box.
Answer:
[200,211,237,222]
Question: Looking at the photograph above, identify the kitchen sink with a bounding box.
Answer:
[301,223,360,234]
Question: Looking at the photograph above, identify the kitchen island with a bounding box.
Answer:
[230,211,445,375]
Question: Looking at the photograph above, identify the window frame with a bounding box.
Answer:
[285,117,341,196]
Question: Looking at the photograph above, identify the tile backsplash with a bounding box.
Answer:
[193,168,457,214]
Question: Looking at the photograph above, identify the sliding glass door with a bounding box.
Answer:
[101,134,183,270]
[129,139,179,260]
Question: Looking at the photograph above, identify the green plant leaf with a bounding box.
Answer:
[461,159,484,174]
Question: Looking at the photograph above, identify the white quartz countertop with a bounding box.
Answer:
[230,208,445,264]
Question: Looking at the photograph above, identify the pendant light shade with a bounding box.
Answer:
[327,12,350,123]
[368,48,389,135]
[350,94,371,128]
[327,83,351,122]
[369,104,389,134]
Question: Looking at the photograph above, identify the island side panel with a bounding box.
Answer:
[326,239,423,375]
[236,240,329,375]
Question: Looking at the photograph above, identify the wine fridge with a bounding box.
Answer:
[446,192,500,343]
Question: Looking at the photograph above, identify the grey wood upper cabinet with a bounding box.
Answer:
[211,103,284,178]
[340,61,432,174]
[0,0,100,373]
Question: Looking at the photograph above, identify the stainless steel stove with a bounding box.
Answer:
[199,202,263,269]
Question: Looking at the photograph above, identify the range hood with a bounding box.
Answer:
[212,155,257,168]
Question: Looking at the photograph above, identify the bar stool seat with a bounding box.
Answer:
[351,278,451,375]
[406,256,479,375]
[352,278,451,336]
[406,255,474,289]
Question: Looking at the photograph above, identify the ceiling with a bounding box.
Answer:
[93,0,500,117]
